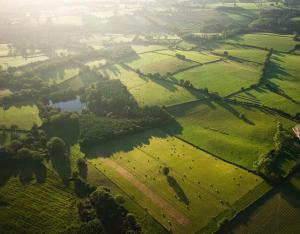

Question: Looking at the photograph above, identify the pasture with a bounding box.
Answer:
[212,44,268,64]
[174,61,260,96]
[87,129,268,234]
[0,171,80,234]
[126,52,197,75]
[265,53,300,103]
[131,45,167,54]
[230,178,300,234]
[225,33,299,52]
[232,86,300,116]
[98,65,201,107]
[164,100,297,169]
[0,105,42,130]
[41,67,80,85]
[0,55,49,70]
[158,50,220,64]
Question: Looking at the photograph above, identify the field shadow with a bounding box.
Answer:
[86,129,172,159]
[167,175,189,205]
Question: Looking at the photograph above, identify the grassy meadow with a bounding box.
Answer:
[0,105,42,130]
[226,33,299,52]
[174,61,261,96]
[0,55,49,70]
[164,100,297,170]
[126,52,197,75]
[87,129,268,233]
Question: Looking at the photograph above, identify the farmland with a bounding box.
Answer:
[0,104,42,130]
[87,129,269,234]
[0,1,300,233]
[174,61,261,96]
[164,100,297,170]
[126,52,197,75]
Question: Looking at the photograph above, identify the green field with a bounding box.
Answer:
[230,177,300,234]
[41,67,80,85]
[207,2,283,9]
[87,129,268,233]
[212,44,268,64]
[174,61,260,96]
[232,86,300,116]
[158,50,220,64]
[99,65,201,107]
[265,53,300,103]
[132,45,167,54]
[0,105,42,130]
[164,100,297,169]
[0,44,10,57]
[0,55,49,70]
[85,59,106,68]
[226,33,299,52]
[0,171,80,234]
[126,52,197,75]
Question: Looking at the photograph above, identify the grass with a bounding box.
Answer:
[212,44,268,64]
[157,50,220,64]
[99,65,201,107]
[41,67,80,85]
[207,2,283,9]
[265,53,300,104]
[132,45,167,54]
[226,33,299,52]
[0,170,81,234]
[0,44,9,56]
[87,129,266,234]
[85,59,106,68]
[70,144,167,234]
[0,104,42,130]
[176,41,197,50]
[174,61,261,96]
[229,179,300,234]
[0,55,49,70]
[164,100,297,170]
[232,86,300,116]
[126,52,197,75]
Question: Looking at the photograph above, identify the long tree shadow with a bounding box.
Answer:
[167,175,189,205]
[51,155,71,184]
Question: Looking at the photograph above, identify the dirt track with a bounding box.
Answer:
[103,158,190,226]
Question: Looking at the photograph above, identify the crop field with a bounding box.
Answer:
[174,61,261,96]
[0,55,49,70]
[164,100,297,170]
[0,105,42,130]
[225,33,299,52]
[230,179,300,234]
[265,53,300,103]
[212,44,268,64]
[99,65,201,107]
[232,86,300,116]
[158,50,220,64]
[87,129,268,233]
[126,52,197,75]
[0,171,80,234]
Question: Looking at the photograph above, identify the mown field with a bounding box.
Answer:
[225,33,299,52]
[87,129,269,234]
[0,171,80,234]
[174,61,260,96]
[164,100,297,170]
[126,52,197,75]
[265,52,300,103]
[98,65,201,107]
[0,104,42,130]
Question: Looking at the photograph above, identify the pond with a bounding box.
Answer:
[49,96,85,112]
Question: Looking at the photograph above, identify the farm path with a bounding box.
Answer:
[102,158,191,226]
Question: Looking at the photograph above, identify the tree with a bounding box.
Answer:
[47,137,66,157]
[162,167,170,176]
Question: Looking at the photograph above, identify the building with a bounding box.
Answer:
[293,125,300,139]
